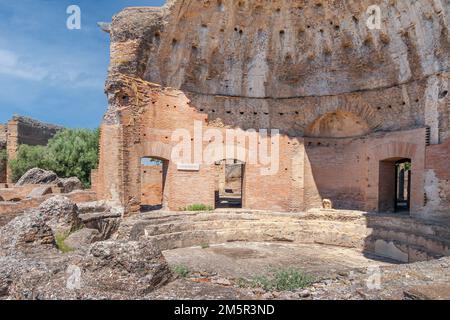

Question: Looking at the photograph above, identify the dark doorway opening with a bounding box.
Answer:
[215,159,244,209]
[378,158,411,214]
[140,157,169,212]
[394,159,411,213]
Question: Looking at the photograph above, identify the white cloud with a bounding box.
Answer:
[0,49,48,81]
[0,48,104,88]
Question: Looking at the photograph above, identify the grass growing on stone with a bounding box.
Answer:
[201,243,210,249]
[173,264,190,278]
[239,268,315,291]
[55,232,74,254]
[184,204,214,211]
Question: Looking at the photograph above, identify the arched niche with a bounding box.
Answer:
[305,111,371,138]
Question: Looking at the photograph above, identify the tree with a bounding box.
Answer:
[8,145,50,182]
[0,149,7,178]
[9,128,99,187]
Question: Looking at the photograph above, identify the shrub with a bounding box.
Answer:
[240,268,315,291]
[9,128,99,187]
[172,265,190,278]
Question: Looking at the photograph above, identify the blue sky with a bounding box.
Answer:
[0,0,165,128]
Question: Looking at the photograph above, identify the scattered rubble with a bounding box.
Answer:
[15,168,83,194]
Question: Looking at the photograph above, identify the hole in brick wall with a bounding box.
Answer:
[212,110,216,113]
[439,90,448,99]
[279,113,284,116]
[352,16,359,23]
[240,112,244,115]
[334,25,340,30]
[264,112,269,115]
[388,105,392,109]
[377,107,382,110]
[254,112,258,115]
[226,111,231,114]
[402,101,406,105]
[295,111,299,115]
[200,109,204,112]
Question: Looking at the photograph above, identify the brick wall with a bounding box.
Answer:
[141,164,163,206]
[96,74,435,215]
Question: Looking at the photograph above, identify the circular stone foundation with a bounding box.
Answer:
[116,209,450,264]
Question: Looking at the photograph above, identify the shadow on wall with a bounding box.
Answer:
[362,212,450,263]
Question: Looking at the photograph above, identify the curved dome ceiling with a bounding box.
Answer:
[110,0,448,99]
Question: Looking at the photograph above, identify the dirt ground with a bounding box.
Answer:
[146,242,401,300]
[163,242,397,280]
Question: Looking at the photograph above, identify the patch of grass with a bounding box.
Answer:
[55,232,74,254]
[184,204,214,211]
[200,243,210,249]
[240,268,315,291]
[172,264,190,278]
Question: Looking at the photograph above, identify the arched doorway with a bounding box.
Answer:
[140,156,169,211]
[214,159,245,209]
[378,157,411,214]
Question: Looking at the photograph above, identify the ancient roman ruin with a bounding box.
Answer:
[1,0,449,300]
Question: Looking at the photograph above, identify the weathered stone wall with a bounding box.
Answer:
[0,125,6,183]
[109,1,448,97]
[0,124,6,144]
[5,116,62,183]
[96,0,449,217]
